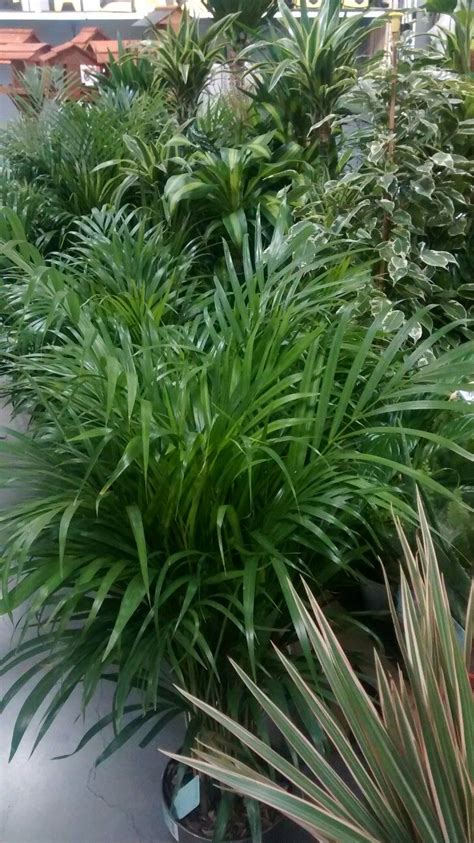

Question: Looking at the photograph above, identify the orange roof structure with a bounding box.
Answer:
[133,6,182,32]
[0,25,142,93]
[0,28,41,44]
[38,41,97,65]
[88,39,138,64]
[70,27,108,47]
[152,6,182,26]
[0,43,49,64]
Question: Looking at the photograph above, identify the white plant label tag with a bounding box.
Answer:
[172,775,201,821]
[163,806,179,841]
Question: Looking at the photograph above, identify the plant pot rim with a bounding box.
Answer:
[161,757,282,843]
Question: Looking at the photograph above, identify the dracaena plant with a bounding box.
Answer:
[427,0,474,75]
[171,496,474,843]
[243,0,382,168]
[446,0,474,75]
[151,13,235,122]
[163,133,312,249]
[94,122,187,212]
[204,0,278,49]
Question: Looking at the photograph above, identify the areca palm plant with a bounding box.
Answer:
[11,65,77,117]
[0,213,473,781]
[0,96,143,249]
[0,167,61,251]
[0,207,194,365]
[93,44,159,95]
[0,66,179,251]
[172,498,474,842]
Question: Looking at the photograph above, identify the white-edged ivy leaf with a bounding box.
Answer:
[420,246,456,268]
[378,199,394,214]
[412,175,435,198]
[381,310,405,332]
[431,152,454,169]
[443,300,467,321]
[393,210,411,226]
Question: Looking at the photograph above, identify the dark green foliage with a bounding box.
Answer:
[0,3,472,829]
[1,216,473,770]
[442,0,473,75]
[205,0,277,28]
[0,76,177,248]
[192,91,258,149]
[425,0,456,12]
[0,95,162,249]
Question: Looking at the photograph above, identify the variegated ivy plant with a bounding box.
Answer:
[304,56,474,340]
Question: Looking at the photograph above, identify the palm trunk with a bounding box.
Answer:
[317,121,338,177]
[376,13,401,291]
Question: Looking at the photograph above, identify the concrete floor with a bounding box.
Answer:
[0,648,309,843]
[0,399,309,843]
[0,620,182,843]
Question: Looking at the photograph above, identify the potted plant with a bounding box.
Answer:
[0,208,473,840]
[170,496,474,842]
[160,726,284,842]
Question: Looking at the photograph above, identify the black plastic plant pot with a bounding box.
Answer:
[161,758,283,843]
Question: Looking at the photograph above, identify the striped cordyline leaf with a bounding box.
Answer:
[170,494,474,842]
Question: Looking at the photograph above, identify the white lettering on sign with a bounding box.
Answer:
[9,0,158,12]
